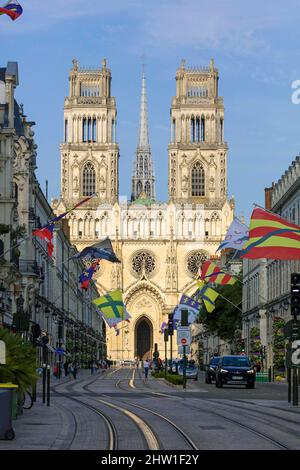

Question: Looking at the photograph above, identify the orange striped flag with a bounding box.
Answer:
[200,260,236,285]
[241,207,300,260]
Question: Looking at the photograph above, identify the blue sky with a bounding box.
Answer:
[1,0,300,222]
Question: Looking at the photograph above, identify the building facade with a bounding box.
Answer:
[0,61,104,364]
[242,156,300,370]
[53,59,234,361]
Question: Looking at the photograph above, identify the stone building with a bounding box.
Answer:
[0,61,104,364]
[53,58,234,361]
[242,156,300,370]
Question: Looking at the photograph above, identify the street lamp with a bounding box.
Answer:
[0,281,7,326]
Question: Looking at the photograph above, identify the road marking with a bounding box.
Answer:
[106,367,121,377]
[129,369,136,389]
[97,398,159,450]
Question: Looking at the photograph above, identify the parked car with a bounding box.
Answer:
[215,355,256,389]
[122,359,135,367]
[205,356,221,384]
[178,360,198,380]
[170,360,179,373]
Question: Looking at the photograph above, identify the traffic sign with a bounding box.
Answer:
[177,326,191,346]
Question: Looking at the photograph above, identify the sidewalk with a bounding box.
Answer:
[0,368,107,450]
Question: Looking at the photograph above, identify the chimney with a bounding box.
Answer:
[264,182,274,210]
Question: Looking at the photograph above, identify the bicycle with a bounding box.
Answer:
[19,390,34,410]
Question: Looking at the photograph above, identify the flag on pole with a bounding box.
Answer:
[32,224,55,257]
[241,207,300,260]
[93,289,124,320]
[71,237,120,263]
[217,218,249,252]
[0,1,23,21]
[200,260,236,285]
[113,325,120,336]
[100,309,131,328]
[172,294,201,325]
[160,321,168,333]
[195,281,219,313]
[32,195,94,257]
[52,195,94,224]
[79,261,99,290]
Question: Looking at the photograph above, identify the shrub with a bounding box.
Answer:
[0,328,38,393]
[151,370,183,385]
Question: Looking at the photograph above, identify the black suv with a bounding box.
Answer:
[205,356,221,384]
[215,355,256,389]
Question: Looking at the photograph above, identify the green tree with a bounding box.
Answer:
[197,274,243,341]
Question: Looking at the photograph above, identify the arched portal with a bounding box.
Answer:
[135,316,153,360]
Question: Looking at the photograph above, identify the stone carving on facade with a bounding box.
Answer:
[135,297,153,310]
[73,176,79,190]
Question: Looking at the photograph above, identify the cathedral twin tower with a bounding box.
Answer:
[55,57,234,361]
[60,57,228,210]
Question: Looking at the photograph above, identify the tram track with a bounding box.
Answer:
[114,370,290,450]
[52,380,118,450]
[88,370,199,450]
[52,370,160,450]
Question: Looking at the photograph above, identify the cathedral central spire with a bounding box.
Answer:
[131,69,156,202]
[138,71,150,149]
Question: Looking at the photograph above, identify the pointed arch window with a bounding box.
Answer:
[136,180,142,197]
[145,181,151,198]
[82,162,96,196]
[191,162,205,196]
[82,118,87,142]
[201,116,205,142]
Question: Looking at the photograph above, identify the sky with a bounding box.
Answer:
[1,0,300,222]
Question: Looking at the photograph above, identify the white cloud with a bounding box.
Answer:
[0,0,141,33]
[142,0,299,57]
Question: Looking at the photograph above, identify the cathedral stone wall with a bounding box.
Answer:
[54,58,234,361]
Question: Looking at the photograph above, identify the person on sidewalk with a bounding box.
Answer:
[144,359,150,379]
[71,362,78,379]
[63,361,69,377]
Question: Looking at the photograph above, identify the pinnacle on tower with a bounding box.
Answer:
[131,70,156,202]
[138,71,150,149]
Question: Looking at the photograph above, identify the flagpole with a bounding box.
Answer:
[216,292,242,312]
[234,216,249,229]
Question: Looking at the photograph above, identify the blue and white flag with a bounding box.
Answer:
[216,218,249,252]
[172,294,201,327]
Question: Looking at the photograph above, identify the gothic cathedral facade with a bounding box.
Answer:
[53,58,234,361]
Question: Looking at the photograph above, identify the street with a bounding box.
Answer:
[1,367,300,451]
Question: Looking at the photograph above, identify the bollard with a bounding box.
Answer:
[47,365,51,407]
[32,382,37,403]
[288,368,291,403]
[42,364,46,404]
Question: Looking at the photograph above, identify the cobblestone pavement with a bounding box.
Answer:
[1,367,300,450]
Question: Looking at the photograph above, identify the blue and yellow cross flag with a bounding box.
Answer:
[92,289,124,320]
[196,281,219,313]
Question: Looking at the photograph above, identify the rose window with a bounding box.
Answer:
[132,251,156,278]
[187,251,209,276]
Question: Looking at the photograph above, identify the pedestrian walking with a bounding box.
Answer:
[71,362,78,379]
[144,359,150,379]
[63,361,69,377]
